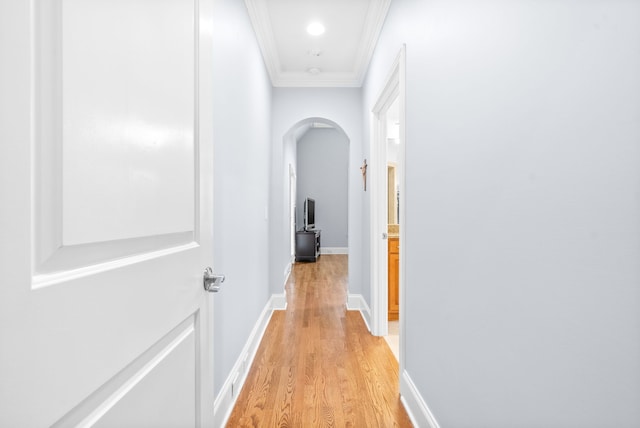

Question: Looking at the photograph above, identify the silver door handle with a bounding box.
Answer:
[203,267,225,293]
[382,232,388,239]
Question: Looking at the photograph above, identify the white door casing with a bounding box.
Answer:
[370,46,406,365]
[0,0,215,426]
[289,163,296,261]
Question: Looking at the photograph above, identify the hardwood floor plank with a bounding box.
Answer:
[226,255,412,427]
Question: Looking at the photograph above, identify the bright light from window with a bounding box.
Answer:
[306,22,325,36]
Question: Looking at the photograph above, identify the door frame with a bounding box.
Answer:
[289,163,297,263]
[370,46,406,365]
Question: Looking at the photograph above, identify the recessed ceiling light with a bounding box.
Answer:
[306,22,325,36]
[307,67,321,75]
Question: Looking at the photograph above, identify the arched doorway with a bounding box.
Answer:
[282,117,350,290]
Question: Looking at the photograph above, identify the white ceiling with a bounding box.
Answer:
[244,0,392,87]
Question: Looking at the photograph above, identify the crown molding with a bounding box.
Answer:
[271,71,362,88]
[244,0,391,88]
[353,0,392,85]
[243,0,281,83]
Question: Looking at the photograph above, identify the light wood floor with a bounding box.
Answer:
[226,254,413,427]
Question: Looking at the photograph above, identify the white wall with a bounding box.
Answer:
[364,0,640,426]
[296,128,349,247]
[270,88,364,297]
[211,0,272,397]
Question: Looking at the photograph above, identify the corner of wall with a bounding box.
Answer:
[270,292,287,310]
[320,247,348,255]
[346,293,371,333]
[400,370,440,428]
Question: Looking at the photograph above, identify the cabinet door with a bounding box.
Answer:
[388,238,399,320]
[296,232,314,260]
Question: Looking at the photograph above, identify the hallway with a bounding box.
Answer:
[226,255,412,427]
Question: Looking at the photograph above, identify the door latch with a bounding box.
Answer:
[203,267,225,293]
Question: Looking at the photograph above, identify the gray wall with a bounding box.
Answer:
[211,0,272,396]
[364,0,640,426]
[296,128,349,247]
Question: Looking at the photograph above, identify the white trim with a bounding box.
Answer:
[243,0,280,84]
[243,0,391,87]
[370,48,404,338]
[400,371,440,428]
[352,0,392,85]
[272,72,363,88]
[213,295,285,427]
[346,294,372,333]
[270,293,287,310]
[32,242,199,289]
[320,247,348,255]
[77,319,195,427]
[370,45,407,358]
[397,44,408,386]
[346,293,368,311]
[281,259,291,310]
[289,165,296,262]
[284,260,292,285]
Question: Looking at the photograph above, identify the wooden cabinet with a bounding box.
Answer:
[388,237,399,321]
[295,229,321,262]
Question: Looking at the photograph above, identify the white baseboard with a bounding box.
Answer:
[346,293,372,333]
[284,260,292,284]
[320,247,348,255]
[270,293,287,310]
[213,295,284,426]
[400,370,440,428]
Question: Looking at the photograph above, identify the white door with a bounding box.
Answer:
[0,0,215,426]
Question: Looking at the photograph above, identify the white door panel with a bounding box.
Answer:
[0,0,215,426]
[61,0,195,245]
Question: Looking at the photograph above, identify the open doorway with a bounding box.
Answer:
[295,123,349,259]
[282,118,351,288]
[384,97,401,360]
[370,47,406,368]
